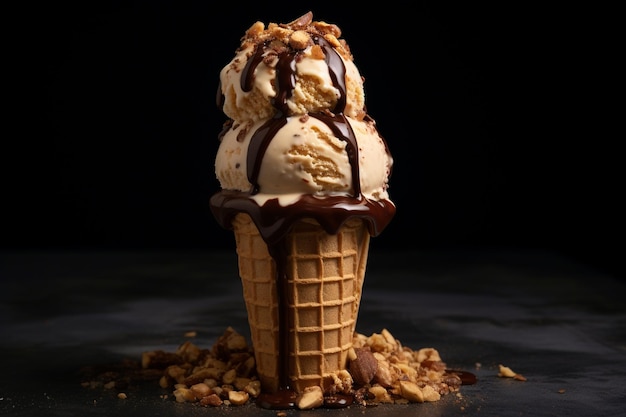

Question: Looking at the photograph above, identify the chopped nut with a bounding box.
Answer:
[227,390,249,405]
[200,393,223,407]
[393,362,417,380]
[368,333,388,352]
[203,378,218,388]
[222,368,237,385]
[283,11,313,29]
[373,356,393,387]
[235,355,255,377]
[422,359,446,372]
[212,326,248,361]
[244,380,261,397]
[233,377,251,391]
[269,26,291,44]
[246,21,265,38]
[328,370,353,394]
[177,341,201,362]
[347,347,357,361]
[220,384,234,397]
[82,327,466,408]
[165,365,187,384]
[443,373,463,389]
[349,348,378,385]
[498,365,526,381]
[498,364,526,380]
[190,382,211,399]
[322,33,341,49]
[416,348,442,363]
[399,381,424,403]
[368,385,393,403]
[289,30,312,49]
[422,385,441,402]
[184,368,217,386]
[381,329,397,346]
[173,387,195,403]
[498,364,516,377]
[117,392,127,399]
[312,20,341,38]
[296,386,324,410]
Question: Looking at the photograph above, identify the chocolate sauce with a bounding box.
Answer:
[210,192,394,245]
[256,389,297,410]
[246,117,288,195]
[320,41,346,113]
[240,42,267,93]
[211,28,396,410]
[273,50,298,115]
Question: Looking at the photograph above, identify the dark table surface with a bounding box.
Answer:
[1,249,625,417]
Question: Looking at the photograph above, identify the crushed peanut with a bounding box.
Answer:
[238,11,353,62]
[296,386,324,409]
[498,364,527,381]
[81,326,465,409]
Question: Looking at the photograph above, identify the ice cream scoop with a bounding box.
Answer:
[210,11,395,409]
[218,12,366,123]
[215,114,392,207]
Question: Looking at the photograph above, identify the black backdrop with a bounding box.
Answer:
[6,2,622,279]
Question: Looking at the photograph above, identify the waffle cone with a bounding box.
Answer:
[232,213,370,394]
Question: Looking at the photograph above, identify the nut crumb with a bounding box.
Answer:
[240,12,353,61]
[81,327,467,407]
[296,386,324,409]
[498,364,526,381]
[349,348,378,385]
[227,390,249,406]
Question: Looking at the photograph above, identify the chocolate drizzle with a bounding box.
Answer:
[246,117,287,195]
[316,35,347,113]
[273,50,298,114]
[211,24,396,409]
[240,41,267,93]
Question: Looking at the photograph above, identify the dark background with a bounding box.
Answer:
[6,2,622,279]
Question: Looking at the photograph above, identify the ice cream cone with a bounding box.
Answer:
[232,212,370,394]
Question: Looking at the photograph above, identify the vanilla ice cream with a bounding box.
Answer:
[218,13,365,123]
[215,114,391,207]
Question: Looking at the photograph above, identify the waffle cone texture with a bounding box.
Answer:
[232,213,370,393]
